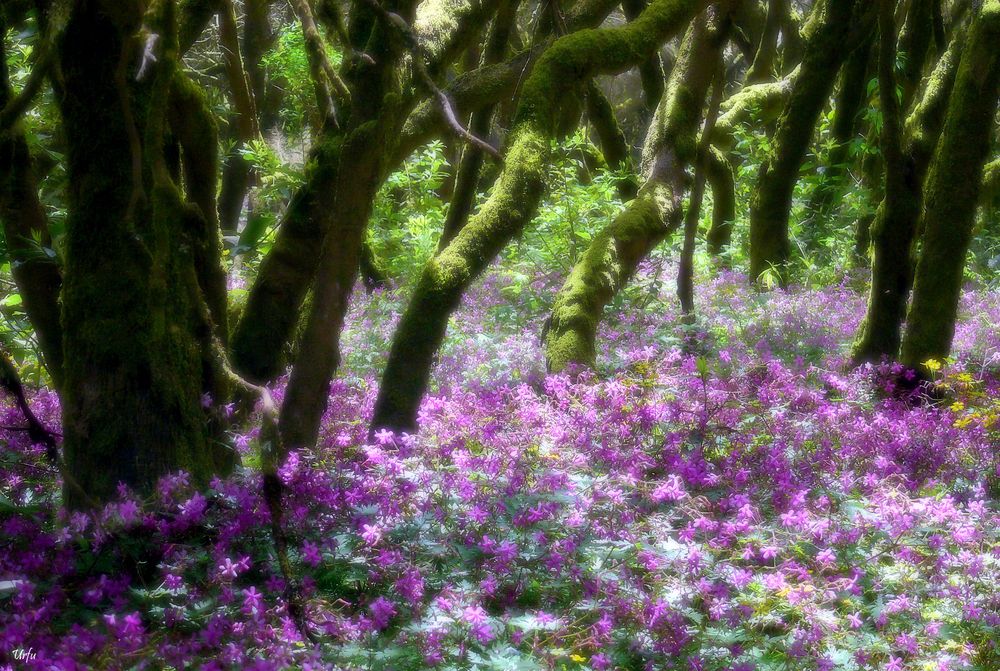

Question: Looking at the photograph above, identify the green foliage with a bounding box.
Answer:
[507,130,624,275]
[368,141,451,281]
[261,23,342,136]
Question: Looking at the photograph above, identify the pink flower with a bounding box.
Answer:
[369,596,396,630]
[360,524,382,545]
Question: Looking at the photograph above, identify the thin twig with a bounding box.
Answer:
[361,0,501,160]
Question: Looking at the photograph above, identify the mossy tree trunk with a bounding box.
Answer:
[371,0,707,431]
[747,0,871,286]
[852,27,964,363]
[704,145,736,258]
[900,0,1000,373]
[58,0,231,507]
[745,0,786,84]
[543,5,731,373]
[229,129,343,383]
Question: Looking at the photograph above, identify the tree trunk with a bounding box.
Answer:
[58,0,230,507]
[371,0,706,431]
[746,0,786,83]
[898,0,935,109]
[544,5,729,373]
[747,0,870,286]
[229,130,342,382]
[438,0,520,249]
[704,145,736,258]
[852,27,964,363]
[900,0,1000,373]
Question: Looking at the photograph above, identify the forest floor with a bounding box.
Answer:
[2,266,999,670]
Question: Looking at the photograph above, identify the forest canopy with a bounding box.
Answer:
[0,0,999,668]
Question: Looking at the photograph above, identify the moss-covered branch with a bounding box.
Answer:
[371,0,706,430]
[709,71,795,151]
[542,6,731,372]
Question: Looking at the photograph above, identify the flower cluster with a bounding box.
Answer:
[1,267,998,670]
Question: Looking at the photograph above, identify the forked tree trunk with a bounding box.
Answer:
[370,0,706,432]
[900,0,1000,373]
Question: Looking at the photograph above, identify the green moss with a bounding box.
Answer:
[710,72,795,150]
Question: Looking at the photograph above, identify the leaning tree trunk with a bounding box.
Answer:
[747,0,870,286]
[543,5,731,372]
[370,0,706,432]
[58,0,231,507]
[900,0,1000,374]
[852,27,963,363]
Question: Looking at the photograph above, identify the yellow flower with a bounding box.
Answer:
[923,359,941,372]
[569,654,587,663]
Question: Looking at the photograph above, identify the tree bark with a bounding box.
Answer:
[900,0,1000,373]
[371,0,707,431]
[745,0,786,83]
[58,0,231,507]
